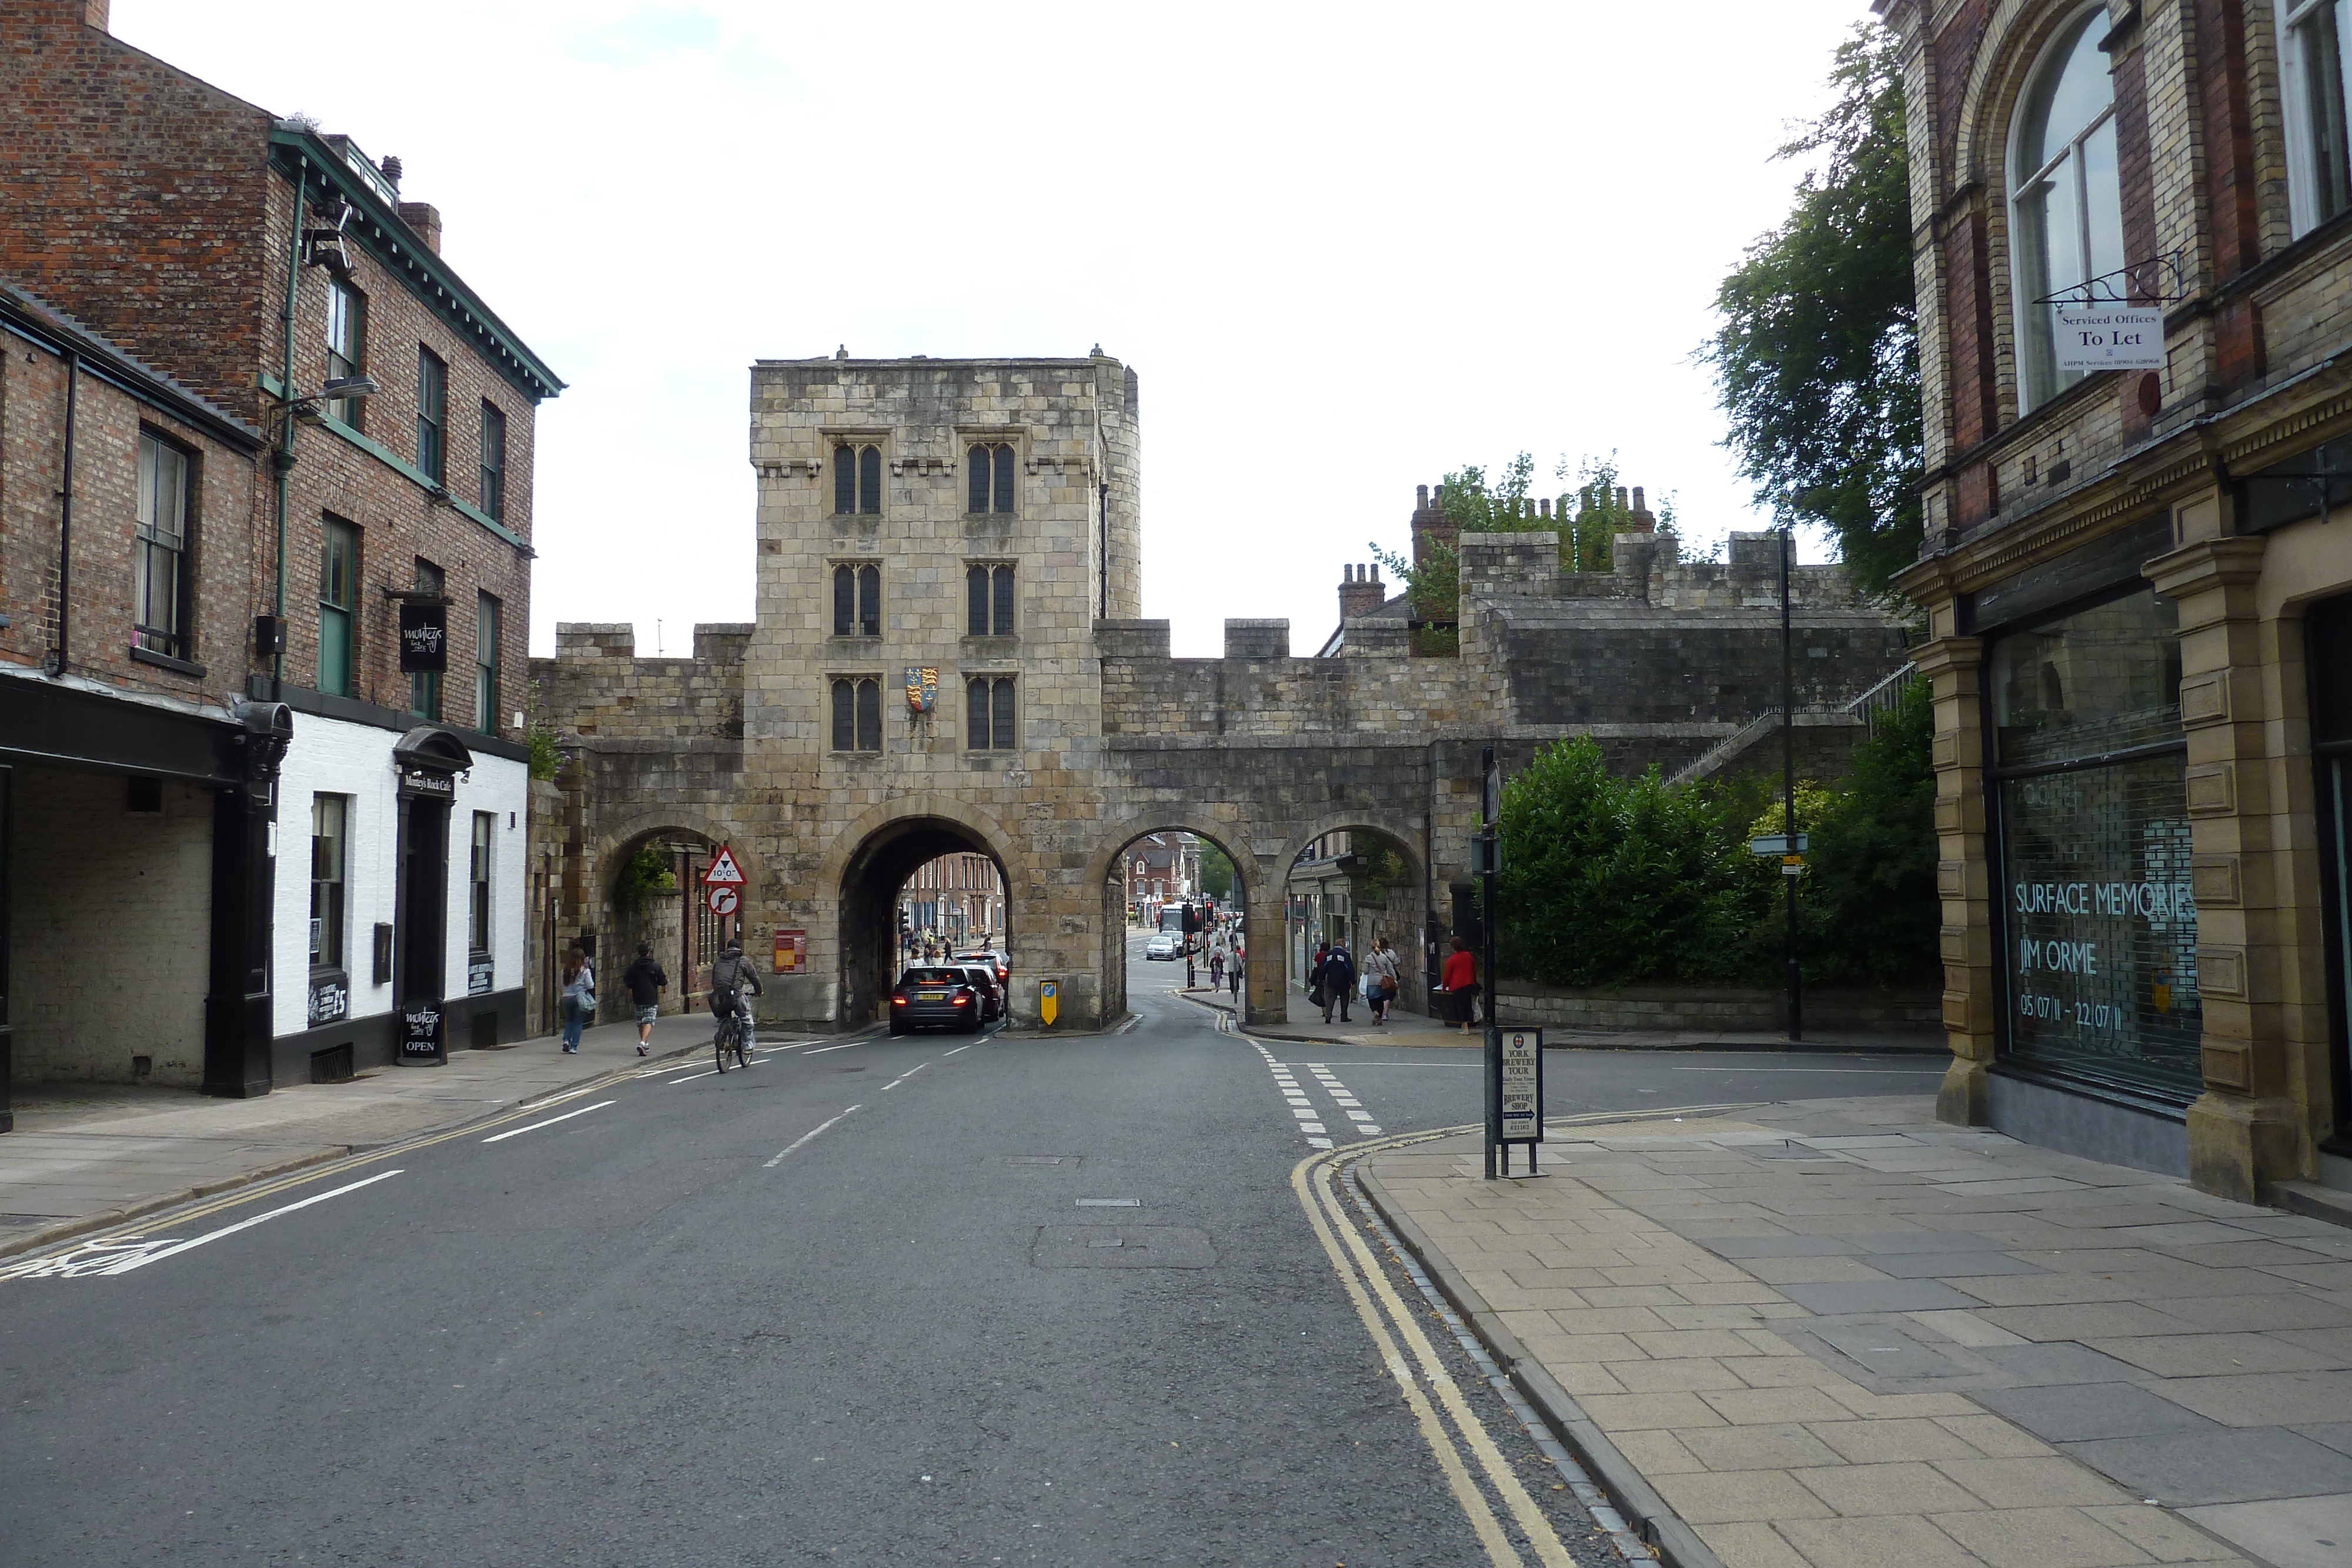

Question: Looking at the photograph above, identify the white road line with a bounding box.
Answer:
[2,1170,407,1281]
[803,1042,858,1055]
[482,1101,616,1142]
[941,1044,971,1056]
[880,1062,931,1092]
[667,1068,721,1084]
[763,1105,860,1167]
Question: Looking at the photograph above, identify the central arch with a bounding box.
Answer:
[836,815,1014,1028]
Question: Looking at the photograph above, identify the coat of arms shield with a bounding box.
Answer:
[905,666,939,713]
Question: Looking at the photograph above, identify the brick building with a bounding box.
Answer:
[900,851,1005,948]
[1877,0,2352,1204]
[1,1,560,1095]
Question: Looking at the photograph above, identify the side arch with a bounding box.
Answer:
[586,809,766,897]
[1084,810,1261,890]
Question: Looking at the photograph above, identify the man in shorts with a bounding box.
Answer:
[622,941,668,1057]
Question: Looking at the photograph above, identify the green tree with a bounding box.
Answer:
[1791,676,1939,985]
[1701,23,1920,595]
[1494,737,1762,986]
[1198,841,1238,900]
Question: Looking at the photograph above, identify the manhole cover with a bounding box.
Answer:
[1031,1225,1215,1269]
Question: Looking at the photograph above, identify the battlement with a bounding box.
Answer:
[533,621,748,741]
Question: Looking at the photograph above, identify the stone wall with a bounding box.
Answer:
[1495,980,1942,1038]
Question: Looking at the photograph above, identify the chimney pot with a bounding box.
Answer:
[380,154,403,188]
[1616,487,1629,511]
[1416,484,1429,507]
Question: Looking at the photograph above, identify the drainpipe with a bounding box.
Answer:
[271,159,309,697]
[49,350,79,676]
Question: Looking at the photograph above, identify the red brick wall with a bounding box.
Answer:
[0,341,259,696]
[263,175,536,734]
[1944,210,2003,463]
[0,1,275,420]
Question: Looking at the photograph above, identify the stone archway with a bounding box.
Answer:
[592,823,733,1020]
[831,801,1025,1029]
[1089,815,1262,1027]
[1276,814,1433,1017]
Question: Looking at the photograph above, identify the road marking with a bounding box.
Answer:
[483,1101,616,1142]
[942,1044,971,1056]
[880,1061,930,1092]
[763,1105,861,1167]
[803,1042,858,1055]
[1289,1152,1538,1567]
[1,1169,407,1281]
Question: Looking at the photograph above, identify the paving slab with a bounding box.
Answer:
[1356,1093,2352,1568]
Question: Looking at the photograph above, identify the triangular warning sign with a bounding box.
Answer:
[703,844,746,887]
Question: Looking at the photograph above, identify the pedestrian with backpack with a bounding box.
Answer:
[1321,940,1357,1024]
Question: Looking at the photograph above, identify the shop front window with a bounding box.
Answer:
[2308,596,2352,1146]
[1991,586,2199,1095]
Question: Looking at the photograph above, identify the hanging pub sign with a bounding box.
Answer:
[2053,305,2165,370]
[398,599,449,672]
[399,1000,446,1062]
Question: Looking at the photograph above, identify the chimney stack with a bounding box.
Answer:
[1339,563,1385,621]
[83,0,109,29]
[398,201,443,253]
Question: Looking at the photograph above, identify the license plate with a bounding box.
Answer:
[918,988,944,998]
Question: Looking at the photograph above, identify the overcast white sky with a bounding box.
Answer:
[115,0,1875,658]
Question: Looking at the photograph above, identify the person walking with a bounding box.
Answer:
[1228,942,1244,1002]
[559,944,596,1054]
[1321,940,1357,1024]
[622,941,668,1056]
[1308,941,1330,1015]
[1208,945,1224,989]
[709,937,763,1051]
[1363,937,1399,1025]
[1440,936,1479,1034]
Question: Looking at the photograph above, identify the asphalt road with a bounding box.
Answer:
[0,935,1945,1567]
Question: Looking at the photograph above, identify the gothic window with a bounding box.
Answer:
[834,443,883,514]
[966,676,1016,750]
[2282,1,2352,233]
[968,443,1015,514]
[831,677,883,752]
[965,563,1015,636]
[833,563,881,636]
[2009,8,2123,413]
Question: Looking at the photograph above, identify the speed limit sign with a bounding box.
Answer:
[706,885,739,917]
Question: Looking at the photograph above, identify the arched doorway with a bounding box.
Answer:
[596,827,726,1021]
[1277,820,1430,1018]
[1096,824,1252,1025]
[837,817,1013,1027]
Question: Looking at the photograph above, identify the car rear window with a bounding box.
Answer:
[900,968,967,985]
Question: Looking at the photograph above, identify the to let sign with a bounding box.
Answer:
[398,601,448,672]
[2053,306,2165,370]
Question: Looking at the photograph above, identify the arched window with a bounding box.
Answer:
[2010,9,2123,413]
[831,677,883,751]
[834,444,883,514]
[968,443,1015,514]
[2281,1,2352,233]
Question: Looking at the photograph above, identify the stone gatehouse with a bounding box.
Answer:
[531,354,1913,1032]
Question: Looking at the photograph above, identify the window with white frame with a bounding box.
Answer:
[2010,8,2124,413]
[2281,1,2352,233]
[134,430,192,660]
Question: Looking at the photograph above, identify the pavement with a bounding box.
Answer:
[1361,1095,2352,1568]
[0,1008,733,1260]
[1187,986,1942,1055]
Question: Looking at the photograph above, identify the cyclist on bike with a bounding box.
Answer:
[709,938,763,1053]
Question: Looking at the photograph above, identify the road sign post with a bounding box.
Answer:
[1037,979,1059,1027]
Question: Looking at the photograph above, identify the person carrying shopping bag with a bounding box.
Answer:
[559,945,596,1054]
[1362,938,1399,1024]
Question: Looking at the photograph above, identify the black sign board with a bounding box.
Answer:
[400,1001,446,1063]
[308,974,350,1027]
[397,766,456,801]
[1485,1026,1545,1175]
[398,600,448,673]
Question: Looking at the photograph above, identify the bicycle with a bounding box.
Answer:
[713,1008,753,1072]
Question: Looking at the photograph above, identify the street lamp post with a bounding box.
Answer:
[1780,525,1804,1044]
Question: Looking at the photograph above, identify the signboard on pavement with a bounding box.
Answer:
[1497,1028,1544,1142]
[399,1001,445,1063]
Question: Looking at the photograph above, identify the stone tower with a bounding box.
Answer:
[740,352,1141,1027]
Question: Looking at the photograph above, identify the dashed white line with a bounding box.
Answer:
[881,1062,931,1092]
[763,1105,861,1167]
[803,1042,858,1056]
[482,1101,616,1142]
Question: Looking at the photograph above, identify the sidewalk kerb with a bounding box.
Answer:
[1356,1159,1728,1568]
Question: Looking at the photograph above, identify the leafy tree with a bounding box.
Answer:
[612,843,677,913]
[1198,840,1238,900]
[1369,452,1673,653]
[1701,23,1920,595]
[1495,737,1762,986]
[1791,676,1939,985]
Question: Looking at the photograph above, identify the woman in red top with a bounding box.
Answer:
[1441,937,1478,1034]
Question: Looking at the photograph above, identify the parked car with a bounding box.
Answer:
[889,965,985,1034]
[1144,934,1181,961]
[956,948,1010,987]
[958,963,1005,1022]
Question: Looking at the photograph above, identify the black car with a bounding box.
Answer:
[889,966,985,1034]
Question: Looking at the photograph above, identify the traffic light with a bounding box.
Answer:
[1181,903,1200,935]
